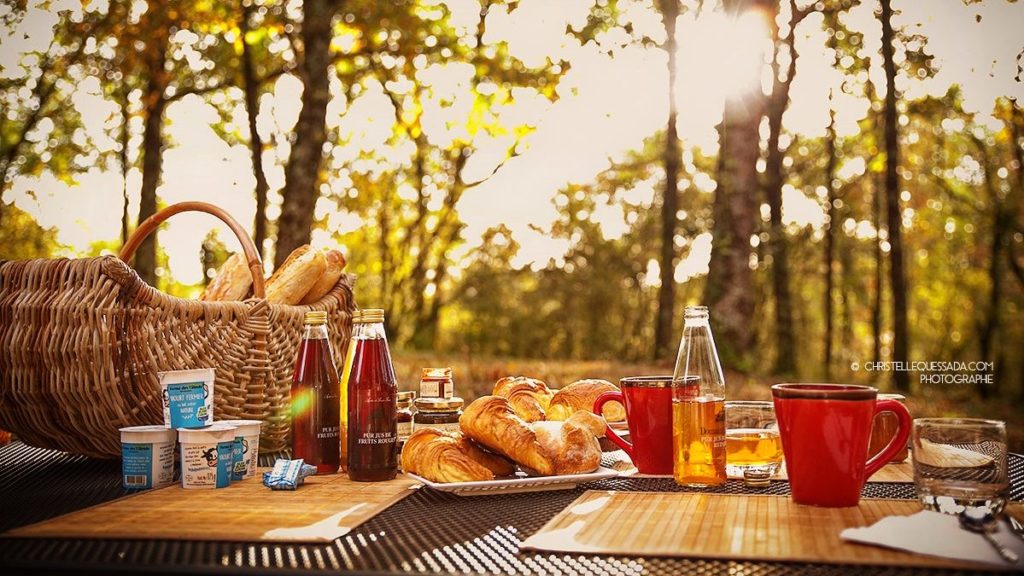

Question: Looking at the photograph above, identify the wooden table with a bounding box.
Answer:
[1,441,1021,575]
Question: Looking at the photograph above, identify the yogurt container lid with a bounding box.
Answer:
[177,423,237,444]
[120,425,176,443]
[216,419,262,435]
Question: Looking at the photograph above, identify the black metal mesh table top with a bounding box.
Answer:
[0,441,1020,576]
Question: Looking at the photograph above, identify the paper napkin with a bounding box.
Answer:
[841,509,1024,568]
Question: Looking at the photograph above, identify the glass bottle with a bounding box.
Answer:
[671,305,726,486]
[291,310,341,474]
[346,309,398,481]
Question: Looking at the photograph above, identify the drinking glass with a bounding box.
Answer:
[725,401,782,486]
[912,418,1008,515]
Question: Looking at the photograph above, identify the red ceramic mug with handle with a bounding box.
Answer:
[594,376,696,475]
[772,383,912,507]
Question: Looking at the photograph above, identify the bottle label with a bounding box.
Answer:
[317,425,339,440]
[355,431,396,446]
[413,421,461,435]
[397,421,412,441]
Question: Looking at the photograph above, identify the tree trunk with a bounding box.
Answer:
[240,1,271,260]
[135,25,170,287]
[824,100,837,380]
[120,87,131,246]
[654,0,681,360]
[274,0,338,268]
[872,170,884,366]
[705,0,769,367]
[879,0,909,391]
[763,0,802,376]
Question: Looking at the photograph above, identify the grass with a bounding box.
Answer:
[393,352,1024,453]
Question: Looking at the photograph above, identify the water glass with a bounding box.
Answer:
[725,401,782,487]
[912,418,1008,515]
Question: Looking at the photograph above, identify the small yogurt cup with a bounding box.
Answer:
[159,368,215,429]
[178,424,237,489]
[119,426,176,490]
[217,419,262,481]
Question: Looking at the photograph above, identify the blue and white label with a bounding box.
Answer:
[121,441,174,490]
[231,437,247,481]
[165,381,211,428]
[216,441,234,488]
[122,443,153,489]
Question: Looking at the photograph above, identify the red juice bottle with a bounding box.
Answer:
[291,310,341,473]
[346,308,398,481]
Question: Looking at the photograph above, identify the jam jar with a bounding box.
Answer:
[396,391,416,452]
[412,397,464,435]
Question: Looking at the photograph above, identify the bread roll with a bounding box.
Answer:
[547,379,626,422]
[460,396,603,476]
[200,252,253,301]
[265,245,326,305]
[492,376,553,422]
[300,249,347,304]
[401,427,514,482]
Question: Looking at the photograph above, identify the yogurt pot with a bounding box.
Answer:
[217,419,262,481]
[119,426,176,490]
[159,368,215,429]
[178,424,237,489]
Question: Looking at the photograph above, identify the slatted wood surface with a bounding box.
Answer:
[521,491,1022,570]
[771,459,914,483]
[4,470,418,543]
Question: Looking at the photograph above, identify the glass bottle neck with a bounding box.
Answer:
[301,323,329,340]
[353,321,387,341]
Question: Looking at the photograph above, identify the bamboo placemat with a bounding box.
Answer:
[522,491,1023,570]
[4,470,418,543]
[771,459,914,483]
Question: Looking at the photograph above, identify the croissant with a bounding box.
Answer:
[547,379,626,422]
[460,396,603,476]
[492,376,553,422]
[401,427,515,482]
[460,395,556,475]
[530,411,603,475]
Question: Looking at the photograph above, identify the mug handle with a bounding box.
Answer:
[593,391,632,458]
[864,398,912,479]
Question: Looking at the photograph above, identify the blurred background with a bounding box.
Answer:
[1,1,1022,446]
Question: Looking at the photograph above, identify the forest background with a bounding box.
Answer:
[1,0,1022,447]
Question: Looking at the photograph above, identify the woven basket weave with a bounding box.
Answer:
[0,202,356,457]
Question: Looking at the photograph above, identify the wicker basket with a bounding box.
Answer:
[0,201,356,457]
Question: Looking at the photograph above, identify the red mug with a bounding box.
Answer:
[772,383,912,507]
[594,376,693,475]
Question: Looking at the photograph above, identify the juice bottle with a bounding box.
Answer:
[346,308,398,481]
[671,305,727,486]
[291,311,341,474]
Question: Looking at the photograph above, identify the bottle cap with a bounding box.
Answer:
[354,308,385,324]
[414,397,464,412]
[304,311,328,325]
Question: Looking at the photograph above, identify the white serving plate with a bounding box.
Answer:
[408,466,619,496]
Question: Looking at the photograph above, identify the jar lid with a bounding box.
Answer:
[397,391,417,403]
[354,308,385,324]
[215,419,262,435]
[177,423,237,444]
[304,311,328,325]
[421,367,452,380]
[415,397,464,412]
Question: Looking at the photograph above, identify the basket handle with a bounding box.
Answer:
[119,201,266,298]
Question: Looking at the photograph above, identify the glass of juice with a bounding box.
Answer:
[725,400,782,487]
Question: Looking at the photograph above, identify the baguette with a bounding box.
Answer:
[200,252,253,301]
[265,245,327,305]
[299,249,347,304]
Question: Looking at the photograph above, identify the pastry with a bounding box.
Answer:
[200,252,253,301]
[300,249,347,304]
[547,379,626,422]
[460,396,603,476]
[265,245,327,305]
[492,376,553,422]
[529,411,604,475]
[401,427,514,482]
